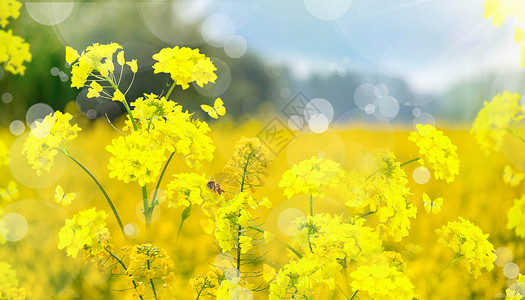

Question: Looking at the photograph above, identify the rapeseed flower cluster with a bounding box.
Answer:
[224,137,271,190]
[0,0,20,28]
[0,0,31,76]
[57,208,110,259]
[106,130,166,187]
[66,43,137,99]
[362,149,417,241]
[152,46,217,90]
[505,273,525,299]
[22,111,81,175]
[189,268,226,299]
[166,173,222,212]
[124,244,176,296]
[279,156,344,199]
[409,124,460,183]
[471,91,523,154]
[350,252,414,300]
[0,30,31,76]
[124,93,215,169]
[436,217,495,278]
[504,164,525,186]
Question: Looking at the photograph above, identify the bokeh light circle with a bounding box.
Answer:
[412,166,430,184]
[138,2,204,46]
[374,83,389,98]
[504,263,520,279]
[193,57,231,97]
[305,98,334,123]
[9,120,25,136]
[224,268,241,284]
[201,14,235,47]
[1,213,28,242]
[354,83,376,110]
[26,103,54,129]
[495,247,513,267]
[224,35,247,58]
[277,208,304,236]
[364,104,375,114]
[413,112,436,128]
[378,96,400,118]
[2,92,12,103]
[50,67,59,76]
[25,2,74,25]
[308,113,330,133]
[124,223,140,238]
[9,133,67,189]
[412,107,422,117]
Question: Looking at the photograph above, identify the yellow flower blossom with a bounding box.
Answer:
[152,46,217,90]
[0,29,31,75]
[106,130,166,187]
[165,173,223,216]
[224,137,271,191]
[22,111,81,175]
[0,0,21,28]
[483,0,524,27]
[471,91,523,154]
[68,43,123,89]
[436,216,495,278]
[279,156,343,199]
[350,252,414,300]
[57,208,110,258]
[125,93,215,169]
[409,124,460,183]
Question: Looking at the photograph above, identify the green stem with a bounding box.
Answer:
[358,210,376,219]
[61,150,124,234]
[165,81,177,100]
[400,157,420,167]
[147,259,158,300]
[246,226,303,259]
[309,194,313,216]
[107,77,151,232]
[507,128,525,144]
[105,248,145,300]
[349,290,358,300]
[441,253,462,274]
[151,152,175,207]
[177,205,192,240]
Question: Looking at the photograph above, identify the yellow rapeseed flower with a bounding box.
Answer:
[436,216,495,278]
[57,207,110,259]
[471,91,523,154]
[22,111,81,175]
[152,46,217,90]
[409,124,460,183]
[0,0,21,28]
[0,29,31,75]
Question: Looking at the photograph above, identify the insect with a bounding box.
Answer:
[201,98,226,119]
[423,192,443,215]
[55,185,76,206]
[207,180,225,195]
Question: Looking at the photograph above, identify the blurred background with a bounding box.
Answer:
[2,1,525,299]
[2,0,524,130]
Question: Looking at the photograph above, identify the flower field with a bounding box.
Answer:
[3,0,525,299]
